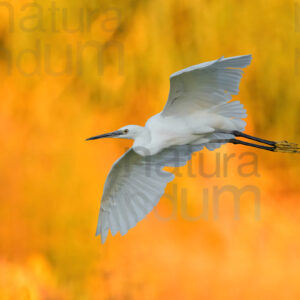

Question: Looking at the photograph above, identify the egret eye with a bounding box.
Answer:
[124,129,129,133]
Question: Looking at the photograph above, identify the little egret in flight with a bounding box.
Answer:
[87,55,299,243]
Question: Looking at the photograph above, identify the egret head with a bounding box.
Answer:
[86,125,144,141]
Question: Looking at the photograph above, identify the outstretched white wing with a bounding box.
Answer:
[96,145,203,243]
[162,55,252,116]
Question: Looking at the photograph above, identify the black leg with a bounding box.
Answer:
[208,138,275,151]
[228,138,275,151]
[209,137,299,153]
[232,131,276,146]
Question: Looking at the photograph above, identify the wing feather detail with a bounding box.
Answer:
[162,55,252,116]
[97,145,203,243]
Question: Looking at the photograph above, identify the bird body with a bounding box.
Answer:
[133,109,243,156]
[86,54,299,243]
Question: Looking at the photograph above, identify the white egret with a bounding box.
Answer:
[87,55,299,243]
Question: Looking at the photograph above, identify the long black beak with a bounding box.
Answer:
[85,130,123,141]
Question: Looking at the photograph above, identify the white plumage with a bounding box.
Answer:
[89,55,253,243]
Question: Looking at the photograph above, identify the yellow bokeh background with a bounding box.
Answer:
[1,0,300,299]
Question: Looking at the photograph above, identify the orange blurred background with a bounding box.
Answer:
[1,0,300,299]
